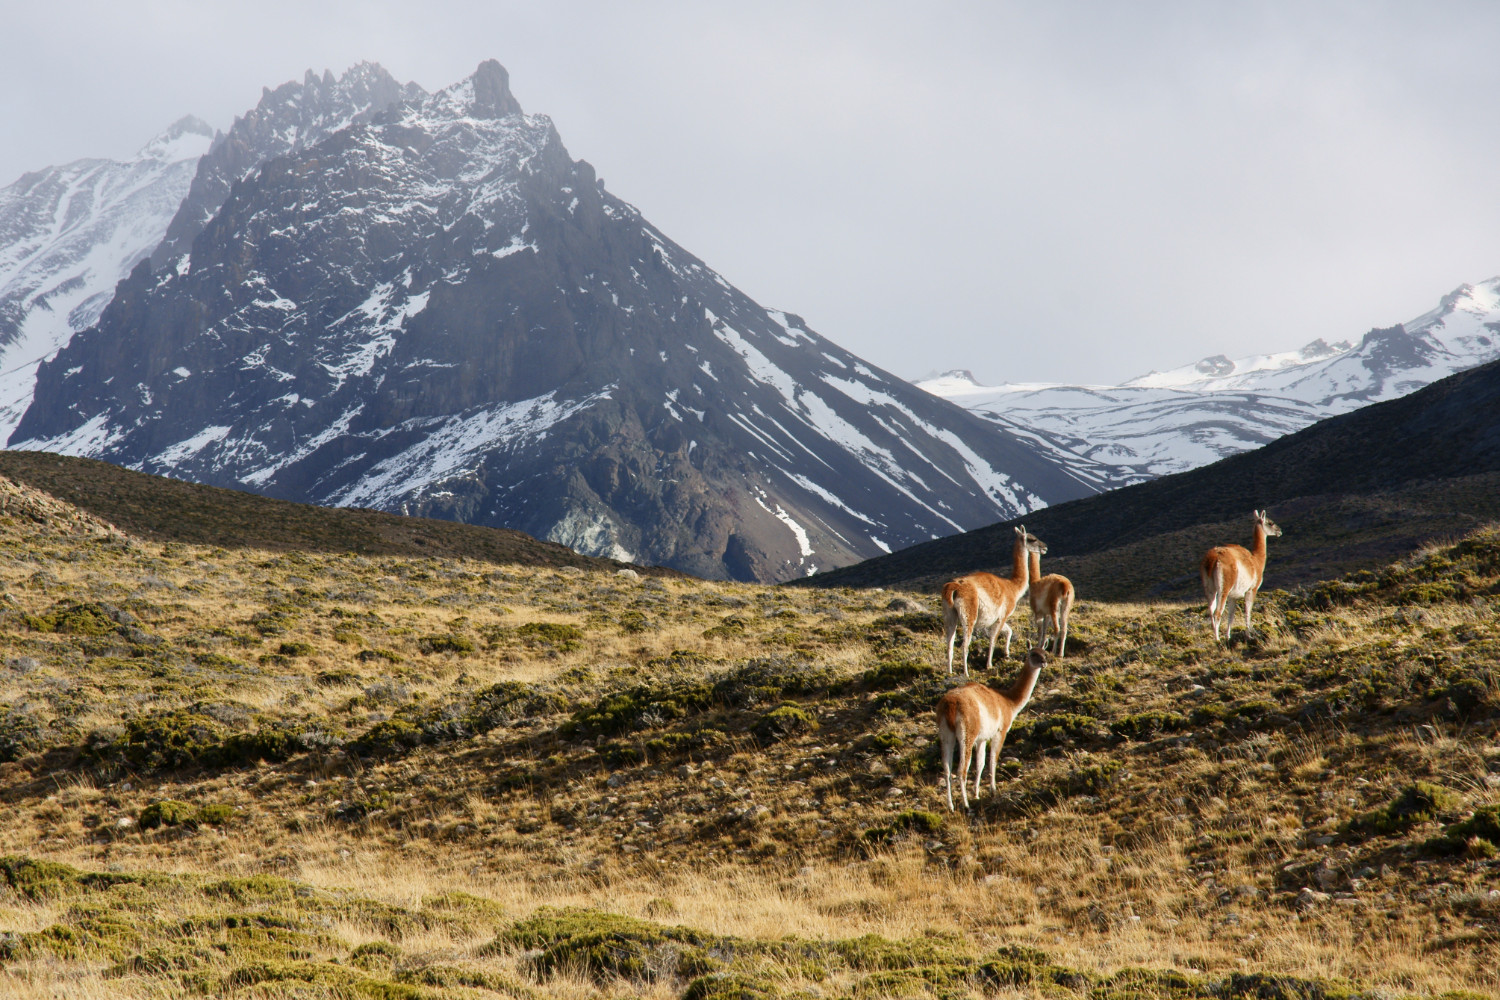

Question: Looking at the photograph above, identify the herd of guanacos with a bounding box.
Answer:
[933,510,1283,811]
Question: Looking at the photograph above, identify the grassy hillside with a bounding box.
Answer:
[803,358,1500,595]
[0,450,677,576]
[1,475,1498,999]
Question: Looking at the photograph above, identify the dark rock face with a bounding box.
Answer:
[150,62,425,271]
[13,62,1097,582]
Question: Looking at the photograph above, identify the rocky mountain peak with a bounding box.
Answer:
[150,61,426,270]
[470,59,523,118]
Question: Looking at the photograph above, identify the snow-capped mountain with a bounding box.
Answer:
[0,63,424,446]
[0,117,213,439]
[921,278,1500,486]
[11,60,1096,582]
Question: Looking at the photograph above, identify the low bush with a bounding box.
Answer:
[753,704,818,742]
[1349,782,1462,836]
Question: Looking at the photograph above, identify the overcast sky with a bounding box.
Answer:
[5,1,1499,385]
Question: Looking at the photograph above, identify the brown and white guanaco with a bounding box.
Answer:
[1025,534,1075,658]
[935,648,1047,811]
[941,526,1041,675]
[1201,509,1283,641]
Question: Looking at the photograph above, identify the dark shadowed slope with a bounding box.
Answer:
[0,450,676,574]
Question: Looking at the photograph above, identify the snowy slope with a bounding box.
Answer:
[0,117,213,439]
[12,60,1097,582]
[922,279,1500,485]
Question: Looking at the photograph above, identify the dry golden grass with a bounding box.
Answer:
[1,492,1499,998]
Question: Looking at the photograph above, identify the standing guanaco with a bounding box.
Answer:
[1201,509,1282,641]
[940,526,1041,676]
[1025,533,1075,658]
[935,648,1047,810]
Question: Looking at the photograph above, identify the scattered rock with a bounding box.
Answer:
[1296,887,1331,909]
[885,596,925,613]
[616,569,640,580]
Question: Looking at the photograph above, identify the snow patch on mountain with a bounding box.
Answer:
[332,389,612,509]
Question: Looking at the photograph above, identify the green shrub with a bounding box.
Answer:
[0,705,46,762]
[277,641,315,657]
[703,616,748,640]
[417,634,475,655]
[565,681,714,738]
[753,704,818,742]
[618,610,651,634]
[515,622,584,652]
[496,906,720,983]
[194,803,235,826]
[712,655,841,708]
[1110,711,1189,741]
[684,972,782,1000]
[1427,804,1500,855]
[349,940,401,970]
[91,710,228,770]
[860,658,936,690]
[139,800,197,829]
[1022,712,1104,748]
[356,648,404,664]
[862,809,945,845]
[23,600,126,636]
[1350,782,1462,835]
[349,719,425,758]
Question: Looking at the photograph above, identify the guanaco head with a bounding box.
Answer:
[1027,647,1048,670]
[1016,525,1048,555]
[1253,509,1283,538]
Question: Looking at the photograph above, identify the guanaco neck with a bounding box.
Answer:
[1027,548,1042,585]
[1004,660,1043,713]
[1250,523,1268,576]
[1010,535,1029,589]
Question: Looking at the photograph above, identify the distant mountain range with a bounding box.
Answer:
[920,278,1500,486]
[3,60,1095,582]
[808,356,1500,598]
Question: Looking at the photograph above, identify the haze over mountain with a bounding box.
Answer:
[9,60,1096,582]
[920,279,1500,489]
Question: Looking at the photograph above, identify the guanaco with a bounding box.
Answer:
[1201,509,1282,641]
[1026,534,1075,658]
[941,526,1040,676]
[935,648,1047,811]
